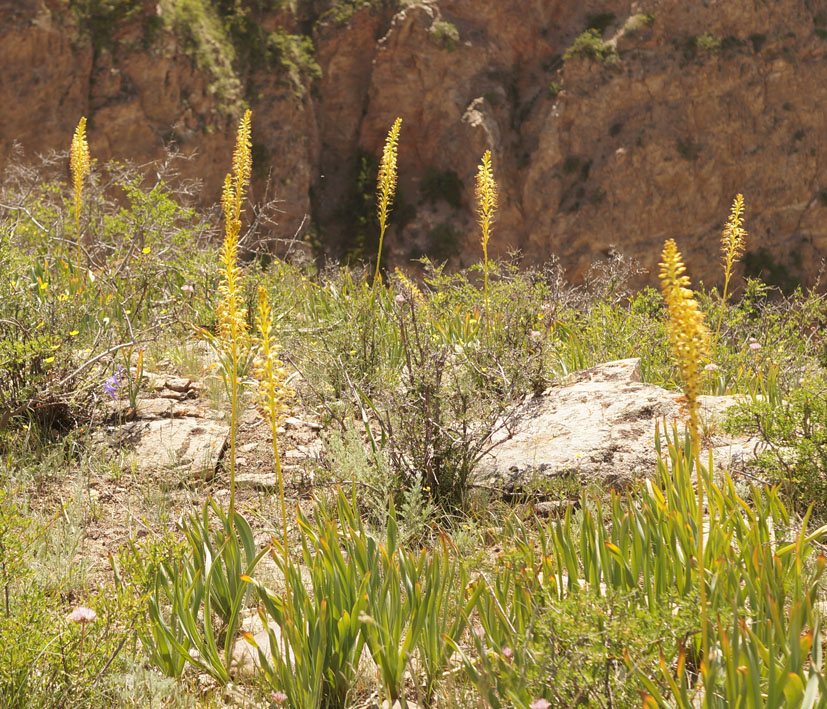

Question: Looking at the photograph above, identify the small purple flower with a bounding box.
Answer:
[103,367,122,400]
[271,691,287,706]
[749,342,761,352]
[530,700,551,709]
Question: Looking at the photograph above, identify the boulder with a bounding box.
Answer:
[130,417,229,479]
[476,358,763,490]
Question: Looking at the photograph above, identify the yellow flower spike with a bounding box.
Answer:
[218,109,253,520]
[393,267,423,303]
[715,193,747,340]
[373,117,402,287]
[475,150,498,331]
[254,285,293,606]
[70,117,91,263]
[659,237,710,667]
[660,239,709,435]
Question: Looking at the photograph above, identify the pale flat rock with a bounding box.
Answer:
[477,358,760,490]
[130,417,228,478]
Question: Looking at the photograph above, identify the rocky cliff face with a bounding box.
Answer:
[2,0,825,288]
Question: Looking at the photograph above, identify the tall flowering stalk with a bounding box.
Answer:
[218,109,253,519]
[659,239,711,665]
[475,150,497,330]
[253,285,293,597]
[373,117,402,287]
[70,117,91,263]
[715,194,747,340]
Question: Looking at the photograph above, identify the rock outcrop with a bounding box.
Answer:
[1,0,825,287]
[476,358,763,490]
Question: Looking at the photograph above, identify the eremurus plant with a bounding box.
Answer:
[659,238,711,663]
[475,150,497,331]
[142,110,266,684]
[69,117,90,264]
[217,108,252,519]
[373,117,402,288]
[715,193,747,340]
[252,285,293,600]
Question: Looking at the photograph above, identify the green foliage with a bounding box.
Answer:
[142,498,267,682]
[0,155,216,435]
[454,425,827,707]
[563,28,617,62]
[696,32,722,51]
[72,0,158,50]
[247,491,475,707]
[627,12,655,31]
[161,0,243,110]
[317,0,387,27]
[429,20,460,51]
[267,29,322,94]
[0,489,143,708]
[726,371,827,519]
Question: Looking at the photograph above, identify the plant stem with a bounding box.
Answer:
[689,412,709,686]
[267,394,290,607]
[228,338,238,519]
[483,248,489,334]
[714,270,731,342]
[373,223,387,288]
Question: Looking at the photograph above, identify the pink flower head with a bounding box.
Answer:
[271,691,288,706]
[530,700,551,709]
[68,606,97,624]
[502,646,514,661]
[394,292,407,305]
[704,363,719,372]
[181,284,195,293]
[749,341,761,351]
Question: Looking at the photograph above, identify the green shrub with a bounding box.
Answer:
[563,28,617,62]
[726,372,827,519]
[429,20,460,51]
[267,29,322,95]
[696,32,722,51]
